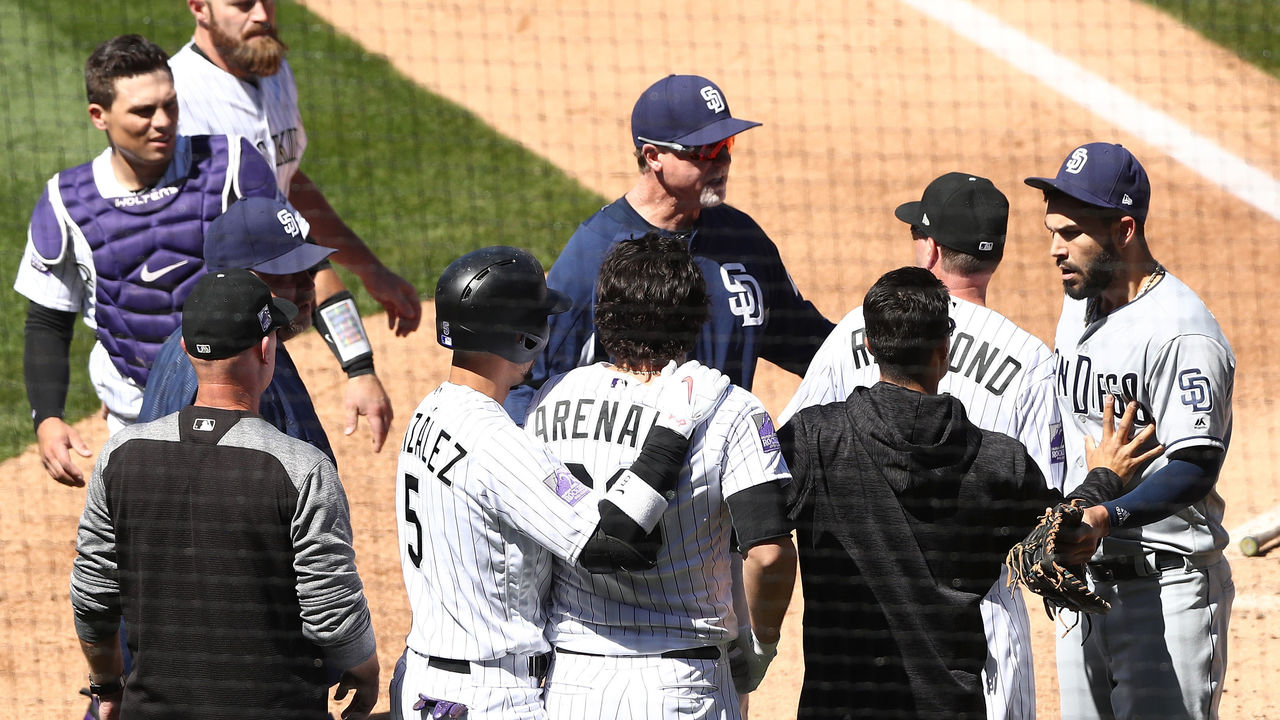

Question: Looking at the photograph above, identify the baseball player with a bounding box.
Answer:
[504,73,834,421]
[16,34,279,486]
[1025,142,1235,719]
[138,196,340,463]
[391,246,731,720]
[171,0,421,336]
[779,173,1064,720]
[526,234,797,720]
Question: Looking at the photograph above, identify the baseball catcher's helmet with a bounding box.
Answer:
[435,246,571,363]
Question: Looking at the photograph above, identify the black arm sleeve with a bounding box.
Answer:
[726,482,792,552]
[579,427,690,573]
[24,301,77,430]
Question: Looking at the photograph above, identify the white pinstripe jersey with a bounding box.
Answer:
[1054,271,1233,556]
[525,364,790,655]
[395,382,604,661]
[778,295,1062,720]
[780,296,1065,490]
[169,42,304,192]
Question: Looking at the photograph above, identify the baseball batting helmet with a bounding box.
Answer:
[435,246,571,363]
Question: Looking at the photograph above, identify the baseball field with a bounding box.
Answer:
[3,0,1279,717]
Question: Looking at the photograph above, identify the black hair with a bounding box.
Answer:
[85,34,171,108]
[863,266,950,382]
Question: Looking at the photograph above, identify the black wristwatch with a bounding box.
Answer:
[89,674,126,697]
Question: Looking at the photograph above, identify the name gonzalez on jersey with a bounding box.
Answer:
[400,410,469,486]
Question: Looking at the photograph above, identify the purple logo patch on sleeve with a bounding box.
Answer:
[1050,421,1066,463]
[545,467,591,506]
[752,412,782,453]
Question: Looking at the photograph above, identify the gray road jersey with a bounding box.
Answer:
[1054,271,1234,556]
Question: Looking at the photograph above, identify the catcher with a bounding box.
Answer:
[780,268,1159,719]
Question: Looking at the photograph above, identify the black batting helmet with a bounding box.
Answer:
[435,246,572,363]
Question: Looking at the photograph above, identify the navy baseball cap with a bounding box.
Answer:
[631,74,761,148]
[183,269,298,360]
[204,197,335,274]
[1024,142,1150,222]
[895,172,1008,255]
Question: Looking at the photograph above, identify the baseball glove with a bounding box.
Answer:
[1005,499,1111,622]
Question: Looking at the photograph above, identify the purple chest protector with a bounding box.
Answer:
[50,136,263,386]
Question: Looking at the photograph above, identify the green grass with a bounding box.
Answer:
[1145,1,1280,76]
[0,0,603,462]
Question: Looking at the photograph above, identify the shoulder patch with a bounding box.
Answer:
[752,412,782,453]
[545,466,591,506]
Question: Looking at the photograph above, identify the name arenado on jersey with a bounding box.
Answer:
[401,410,469,485]
[113,186,180,208]
[846,326,1024,396]
[1055,351,1154,425]
[530,398,660,448]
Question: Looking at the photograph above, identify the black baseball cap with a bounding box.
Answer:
[204,196,335,274]
[183,269,298,360]
[1024,142,1150,222]
[631,74,761,148]
[895,172,1009,254]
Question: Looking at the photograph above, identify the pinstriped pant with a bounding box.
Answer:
[544,648,742,720]
[391,648,547,720]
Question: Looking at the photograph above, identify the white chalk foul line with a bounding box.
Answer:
[900,0,1280,223]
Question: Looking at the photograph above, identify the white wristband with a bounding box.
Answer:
[603,470,668,533]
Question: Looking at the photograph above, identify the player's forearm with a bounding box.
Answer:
[311,267,376,379]
[288,170,385,279]
[78,633,124,681]
[1102,454,1219,530]
[24,301,76,429]
[742,537,798,643]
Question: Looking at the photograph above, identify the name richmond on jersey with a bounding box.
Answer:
[529,398,660,449]
[846,326,1024,396]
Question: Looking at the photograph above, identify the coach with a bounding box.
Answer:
[71,269,378,720]
[504,73,834,420]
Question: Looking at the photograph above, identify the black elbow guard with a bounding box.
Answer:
[578,501,663,574]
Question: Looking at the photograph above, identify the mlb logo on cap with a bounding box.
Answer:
[1025,142,1151,222]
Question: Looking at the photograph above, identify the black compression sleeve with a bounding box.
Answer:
[1102,452,1221,529]
[726,482,792,551]
[24,301,77,430]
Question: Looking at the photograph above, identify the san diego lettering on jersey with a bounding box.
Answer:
[529,398,659,447]
[846,325,1023,396]
[1055,350,1154,425]
[401,410,469,485]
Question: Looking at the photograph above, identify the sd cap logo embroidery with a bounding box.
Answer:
[1065,147,1089,174]
[701,86,726,113]
[276,208,300,236]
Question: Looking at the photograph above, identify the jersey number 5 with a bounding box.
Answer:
[403,472,423,568]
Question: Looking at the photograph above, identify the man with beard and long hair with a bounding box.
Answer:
[170,0,418,453]
[1026,143,1235,720]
